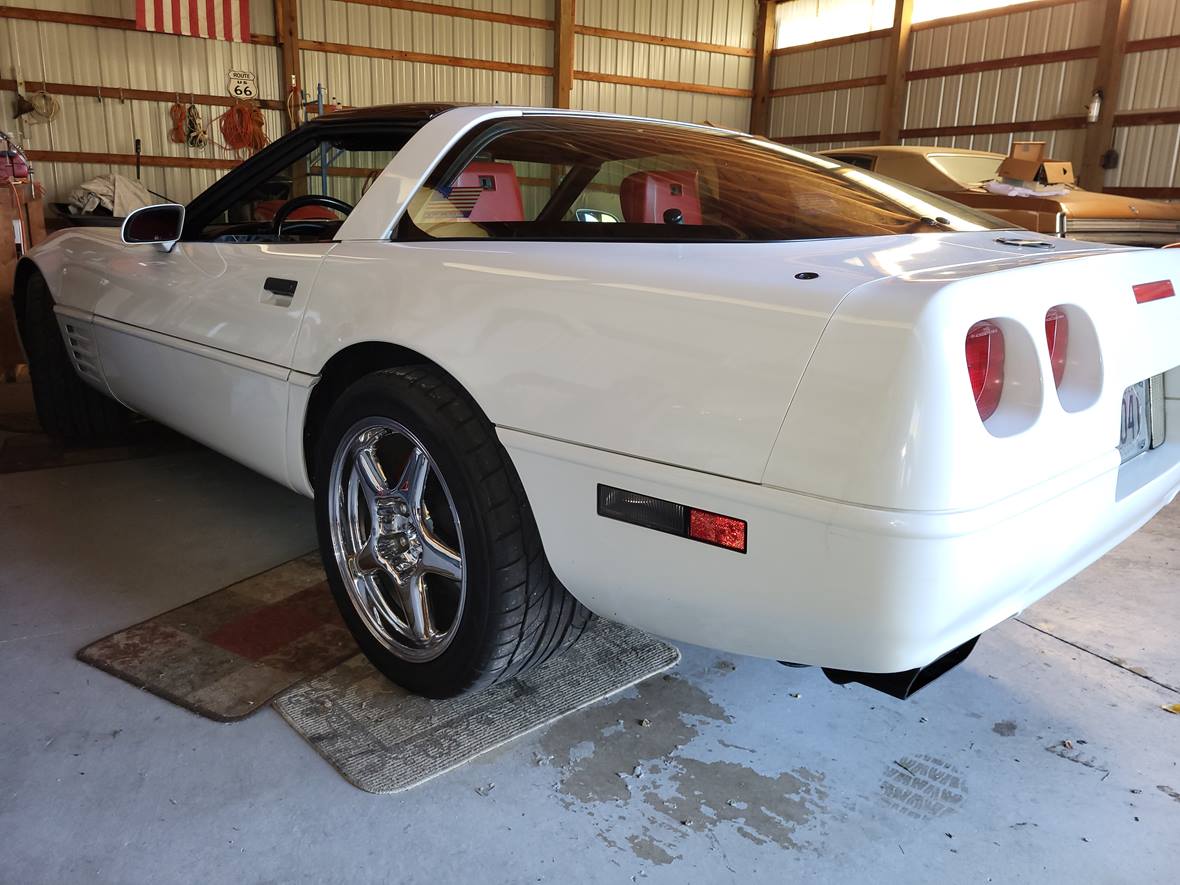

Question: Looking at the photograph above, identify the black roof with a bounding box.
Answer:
[306,103,465,127]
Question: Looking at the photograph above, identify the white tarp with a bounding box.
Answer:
[67,174,159,217]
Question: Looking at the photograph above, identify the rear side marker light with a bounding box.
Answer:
[1045,306,1069,388]
[597,485,747,553]
[1133,280,1175,304]
[965,320,1005,422]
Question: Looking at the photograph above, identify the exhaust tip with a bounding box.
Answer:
[822,636,980,700]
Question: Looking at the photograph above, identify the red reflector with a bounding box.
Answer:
[1045,306,1069,388]
[1133,280,1175,304]
[688,509,747,553]
[965,320,1005,422]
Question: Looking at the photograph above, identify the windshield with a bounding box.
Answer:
[927,153,1005,188]
[404,116,1014,242]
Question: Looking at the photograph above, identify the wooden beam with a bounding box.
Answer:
[1106,187,1180,200]
[340,0,551,30]
[907,45,1099,81]
[879,0,914,144]
[900,116,1087,139]
[0,5,275,45]
[772,130,881,145]
[297,39,551,77]
[770,74,885,99]
[0,78,283,111]
[25,149,240,171]
[574,23,753,57]
[273,0,301,131]
[573,70,752,98]
[749,0,776,135]
[1126,34,1180,53]
[1080,0,1133,191]
[1114,108,1180,127]
[554,0,575,108]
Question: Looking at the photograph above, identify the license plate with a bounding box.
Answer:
[1119,380,1151,463]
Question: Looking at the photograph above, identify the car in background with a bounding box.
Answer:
[820,145,1180,247]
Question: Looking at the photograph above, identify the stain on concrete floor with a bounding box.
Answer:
[540,672,829,865]
[992,720,1018,737]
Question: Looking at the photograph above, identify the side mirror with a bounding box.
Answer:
[121,203,185,251]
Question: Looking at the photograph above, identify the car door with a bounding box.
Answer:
[92,127,396,483]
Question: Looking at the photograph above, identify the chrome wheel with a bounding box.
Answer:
[328,418,466,662]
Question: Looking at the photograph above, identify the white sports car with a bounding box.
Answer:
[15,104,1180,699]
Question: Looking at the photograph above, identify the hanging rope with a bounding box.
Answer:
[18,90,60,125]
[168,101,209,149]
[216,100,268,156]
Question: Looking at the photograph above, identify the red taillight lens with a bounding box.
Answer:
[965,320,1005,421]
[1045,306,1069,388]
[687,509,747,553]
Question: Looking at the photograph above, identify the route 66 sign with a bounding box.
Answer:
[226,69,257,100]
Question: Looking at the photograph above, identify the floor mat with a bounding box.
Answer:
[274,619,681,794]
[78,554,355,721]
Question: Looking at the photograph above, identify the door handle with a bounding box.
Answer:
[264,277,298,298]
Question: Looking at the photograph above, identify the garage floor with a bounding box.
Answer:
[2,432,1178,881]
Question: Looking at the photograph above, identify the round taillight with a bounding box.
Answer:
[1045,306,1069,388]
[965,320,1005,421]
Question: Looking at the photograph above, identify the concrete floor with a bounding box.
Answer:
[2,443,1178,883]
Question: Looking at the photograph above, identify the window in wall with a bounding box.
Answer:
[775,0,1050,49]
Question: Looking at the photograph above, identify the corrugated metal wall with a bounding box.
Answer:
[902,0,1102,163]
[0,0,281,204]
[1111,0,1180,190]
[573,0,756,130]
[3,0,761,204]
[768,37,888,148]
[297,0,553,110]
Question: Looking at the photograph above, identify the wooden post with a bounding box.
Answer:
[274,0,301,132]
[749,0,777,135]
[553,0,575,109]
[1080,0,1133,191]
[879,0,913,144]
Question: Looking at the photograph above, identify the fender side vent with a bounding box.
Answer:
[63,322,101,381]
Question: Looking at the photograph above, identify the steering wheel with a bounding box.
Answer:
[272,194,354,237]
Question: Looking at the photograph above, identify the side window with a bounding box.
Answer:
[197,136,400,243]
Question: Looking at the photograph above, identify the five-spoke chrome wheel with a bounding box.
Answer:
[327,418,466,662]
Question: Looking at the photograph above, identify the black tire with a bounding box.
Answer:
[18,271,134,443]
[314,366,593,697]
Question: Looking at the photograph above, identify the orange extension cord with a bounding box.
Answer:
[216,101,268,156]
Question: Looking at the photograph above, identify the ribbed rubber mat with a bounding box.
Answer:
[273,619,680,793]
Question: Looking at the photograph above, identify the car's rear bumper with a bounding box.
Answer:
[500,412,1180,673]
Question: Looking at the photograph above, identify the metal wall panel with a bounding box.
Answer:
[772,36,887,89]
[297,0,552,126]
[1108,0,1180,189]
[901,0,1101,163]
[577,0,756,49]
[572,81,750,129]
[769,84,884,139]
[1,2,282,204]
[571,0,755,127]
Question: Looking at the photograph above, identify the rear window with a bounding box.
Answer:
[927,153,1005,188]
[401,116,1010,242]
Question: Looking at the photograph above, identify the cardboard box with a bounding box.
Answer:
[1041,161,1075,185]
[997,141,1047,183]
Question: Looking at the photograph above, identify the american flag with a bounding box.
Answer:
[136,0,251,43]
[419,187,486,222]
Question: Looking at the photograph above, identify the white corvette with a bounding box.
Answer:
[15,104,1180,698]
